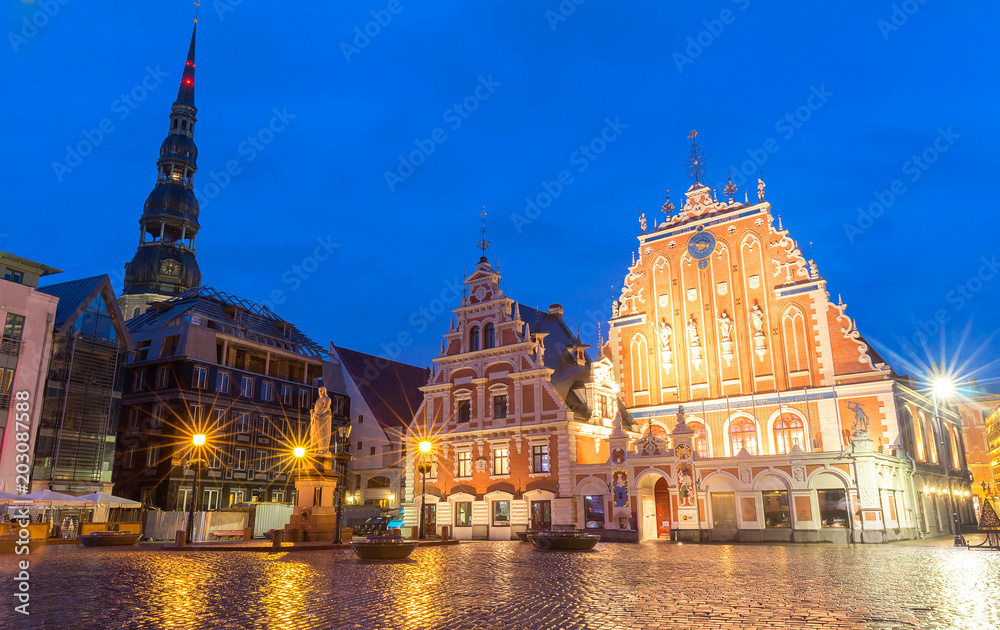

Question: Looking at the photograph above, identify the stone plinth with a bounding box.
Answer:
[284,455,341,542]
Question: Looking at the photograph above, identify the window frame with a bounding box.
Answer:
[192,366,208,390]
[492,446,510,476]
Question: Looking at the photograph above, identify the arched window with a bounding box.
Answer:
[630,334,648,392]
[469,326,480,352]
[912,409,925,461]
[773,413,805,454]
[924,417,938,463]
[729,417,758,456]
[642,423,668,440]
[689,420,708,457]
[132,307,141,319]
[484,323,496,349]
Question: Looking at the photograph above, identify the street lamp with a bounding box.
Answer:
[185,433,207,544]
[332,419,353,544]
[930,373,965,546]
[417,440,432,540]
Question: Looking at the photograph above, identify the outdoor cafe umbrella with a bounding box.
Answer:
[20,490,89,504]
[76,492,141,506]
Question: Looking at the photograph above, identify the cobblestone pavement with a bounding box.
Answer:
[1,536,998,629]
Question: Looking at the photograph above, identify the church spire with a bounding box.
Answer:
[176,22,197,105]
[120,21,203,319]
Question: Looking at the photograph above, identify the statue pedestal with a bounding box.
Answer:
[284,454,341,542]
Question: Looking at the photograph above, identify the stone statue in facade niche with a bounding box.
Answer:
[717,310,733,342]
[310,386,333,454]
[750,302,765,334]
[686,316,700,346]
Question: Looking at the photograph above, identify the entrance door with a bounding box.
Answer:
[654,477,671,539]
[530,500,552,529]
[423,504,437,536]
[642,495,657,541]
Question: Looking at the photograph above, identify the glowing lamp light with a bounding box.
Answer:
[928,487,936,493]
[932,377,955,399]
[964,491,970,497]
[388,494,395,501]
[419,441,432,453]
[192,434,206,446]
[293,446,306,458]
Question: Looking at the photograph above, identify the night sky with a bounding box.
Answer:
[4,0,998,388]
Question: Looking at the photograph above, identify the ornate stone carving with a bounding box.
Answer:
[718,310,734,367]
[657,320,673,375]
[750,301,767,361]
[716,281,728,296]
[687,315,702,370]
[739,468,751,484]
[748,274,761,289]
[848,401,870,437]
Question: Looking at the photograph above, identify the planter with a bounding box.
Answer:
[526,531,601,551]
[351,541,419,560]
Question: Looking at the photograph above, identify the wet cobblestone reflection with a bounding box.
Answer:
[1,539,998,629]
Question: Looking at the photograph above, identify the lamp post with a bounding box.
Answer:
[931,375,964,546]
[185,433,206,544]
[332,419,352,544]
[417,440,431,540]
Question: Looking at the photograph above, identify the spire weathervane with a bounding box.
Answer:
[478,206,490,263]
[194,1,201,22]
[686,130,707,185]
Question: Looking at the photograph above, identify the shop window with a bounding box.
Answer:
[584,495,605,528]
[762,490,790,528]
[492,500,510,526]
[455,502,473,527]
[711,492,737,528]
[818,489,849,528]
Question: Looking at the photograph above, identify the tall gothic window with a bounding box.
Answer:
[469,326,480,352]
[729,417,759,456]
[630,334,648,392]
[689,421,708,457]
[484,323,496,349]
[773,414,805,454]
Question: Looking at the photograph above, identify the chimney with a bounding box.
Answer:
[547,304,563,319]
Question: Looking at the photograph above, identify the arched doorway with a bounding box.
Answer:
[637,472,671,541]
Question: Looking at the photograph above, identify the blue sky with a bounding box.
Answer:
[4,0,998,388]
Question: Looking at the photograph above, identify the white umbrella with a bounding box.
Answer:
[76,492,141,507]
[20,490,89,504]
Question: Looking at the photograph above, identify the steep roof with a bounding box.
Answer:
[39,274,132,349]
[334,346,429,429]
[517,304,591,403]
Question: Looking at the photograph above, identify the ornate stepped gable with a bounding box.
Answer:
[609,180,889,409]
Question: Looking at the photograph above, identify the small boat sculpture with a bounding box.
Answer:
[78,531,141,547]
[526,530,601,551]
[351,533,419,560]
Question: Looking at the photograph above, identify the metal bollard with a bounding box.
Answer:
[272,529,283,548]
[174,530,186,547]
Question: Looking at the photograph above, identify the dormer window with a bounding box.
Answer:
[469,326,480,352]
[484,323,496,349]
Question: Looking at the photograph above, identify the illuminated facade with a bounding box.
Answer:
[595,178,972,543]
[403,257,629,540]
[0,251,61,491]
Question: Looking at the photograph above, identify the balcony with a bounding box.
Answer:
[0,337,22,356]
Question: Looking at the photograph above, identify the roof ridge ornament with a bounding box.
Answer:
[686,130,707,185]
[478,206,490,263]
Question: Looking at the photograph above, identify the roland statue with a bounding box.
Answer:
[310,386,333,454]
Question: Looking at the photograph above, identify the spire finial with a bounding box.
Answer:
[661,189,674,221]
[478,206,490,263]
[686,130,706,185]
[724,170,737,202]
[194,0,201,22]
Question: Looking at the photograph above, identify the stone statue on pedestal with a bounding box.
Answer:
[310,386,333,454]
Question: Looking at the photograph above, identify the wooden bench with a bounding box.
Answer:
[211,528,245,541]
